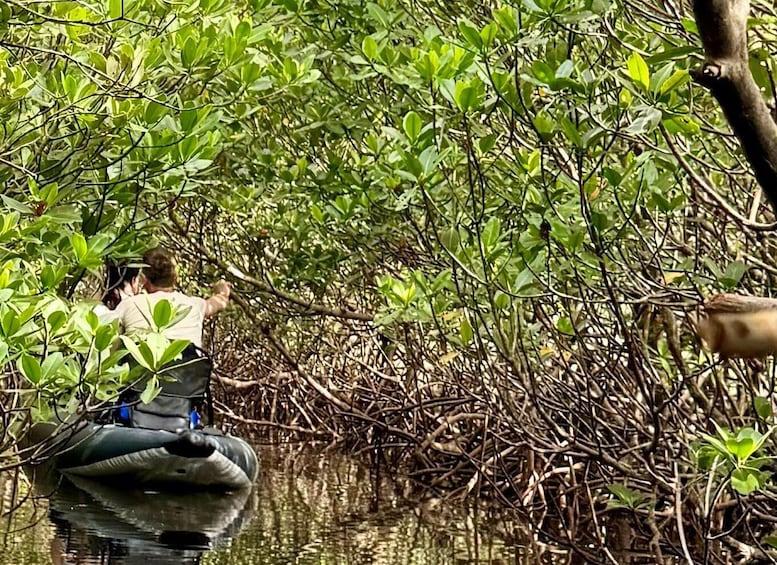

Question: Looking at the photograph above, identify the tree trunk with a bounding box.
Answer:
[692,0,777,212]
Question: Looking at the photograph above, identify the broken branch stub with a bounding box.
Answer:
[696,293,777,357]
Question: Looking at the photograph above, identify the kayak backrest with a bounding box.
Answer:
[125,344,213,431]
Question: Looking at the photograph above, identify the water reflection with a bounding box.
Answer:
[46,475,254,564]
[0,445,520,564]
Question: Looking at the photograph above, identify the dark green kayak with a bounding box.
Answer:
[29,420,259,489]
[27,346,258,490]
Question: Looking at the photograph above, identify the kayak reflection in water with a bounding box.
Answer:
[43,473,255,565]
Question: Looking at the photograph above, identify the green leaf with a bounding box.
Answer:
[533,112,555,141]
[2,309,20,337]
[310,204,324,222]
[659,69,690,95]
[557,317,575,336]
[71,233,87,262]
[152,299,173,329]
[137,341,157,371]
[19,353,41,384]
[457,19,482,50]
[1,196,32,215]
[619,88,632,107]
[647,46,699,64]
[513,268,535,293]
[493,6,518,36]
[94,324,115,351]
[695,445,718,470]
[168,304,193,328]
[108,0,123,19]
[440,227,460,251]
[726,436,755,461]
[700,432,730,460]
[40,352,63,382]
[362,36,379,61]
[480,23,498,48]
[493,291,510,310]
[144,332,169,364]
[159,339,192,367]
[366,2,391,27]
[755,397,773,420]
[731,468,761,496]
[482,217,501,249]
[560,117,581,147]
[180,108,198,132]
[454,80,483,112]
[626,52,650,91]
[460,316,473,345]
[181,37,197,68]
[720,260,747,289]
[532,61,555,84]
[47,311,67,334]
[402,111,422,143]
[649,62,674,93]
[85,310,99,333]
[140,376,161,405]
[556,60,574,79]
[418,146,438,176]
[478,134,497,154]
[120,336,153,371]
[607,483,647,509]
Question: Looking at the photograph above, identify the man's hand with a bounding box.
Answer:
[213,279,231,297]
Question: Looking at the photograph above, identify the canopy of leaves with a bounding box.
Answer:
[3,0,777,559]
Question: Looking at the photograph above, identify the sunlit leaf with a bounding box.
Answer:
[626,52,650,91]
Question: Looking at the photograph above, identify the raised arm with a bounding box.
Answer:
[204,279,231,318]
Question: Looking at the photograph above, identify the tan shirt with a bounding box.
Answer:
[94,290,133,324]
[115,291,207,347]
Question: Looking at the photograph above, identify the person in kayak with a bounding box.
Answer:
[115,247,230,348]
[94,262,141,322]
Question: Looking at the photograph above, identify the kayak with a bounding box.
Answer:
[29,420,259,490]
[26,345,258,490]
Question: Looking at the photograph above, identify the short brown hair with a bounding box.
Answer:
[142,247,176,288]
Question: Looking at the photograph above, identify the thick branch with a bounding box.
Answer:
[696,293,777,357]
[692,0,777,211]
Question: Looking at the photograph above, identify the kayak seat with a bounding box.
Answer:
[116,344,214,432]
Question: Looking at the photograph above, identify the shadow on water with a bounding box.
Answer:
[0,444,528,564]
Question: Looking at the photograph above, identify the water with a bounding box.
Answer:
[0,444,520,564]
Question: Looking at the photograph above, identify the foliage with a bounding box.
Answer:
[697,424,774,496]
[606,483,651,510]
[4,0,777,560]
[0,0,256,442]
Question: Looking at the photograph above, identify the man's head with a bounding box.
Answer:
[142,247,177,290]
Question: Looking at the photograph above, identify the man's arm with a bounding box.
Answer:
[204,279,231,318]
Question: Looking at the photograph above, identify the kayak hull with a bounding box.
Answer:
[30,421,258,490]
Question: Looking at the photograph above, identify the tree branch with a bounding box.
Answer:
[165,219,375,322]
[660,124,777,230]
[692,0,777,211]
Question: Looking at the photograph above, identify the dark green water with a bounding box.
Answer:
[0,445,521,564]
